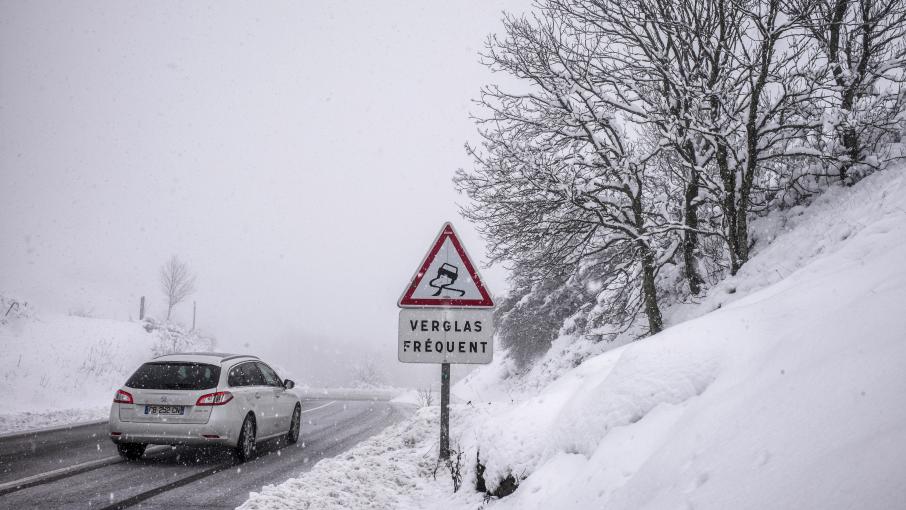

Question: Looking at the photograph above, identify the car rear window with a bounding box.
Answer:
[125,362,221,390]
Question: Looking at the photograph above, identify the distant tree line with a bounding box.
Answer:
[457,0,906,365]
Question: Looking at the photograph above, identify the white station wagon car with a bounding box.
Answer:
[108,353,301,462]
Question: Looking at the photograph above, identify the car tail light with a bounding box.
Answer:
[114,389,133,404]
[196,391,233,406]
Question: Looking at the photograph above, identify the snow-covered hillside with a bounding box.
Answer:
[242,168,906,509]
[0,307,214,434]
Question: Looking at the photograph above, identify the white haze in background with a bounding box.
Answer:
[0,1,525,387]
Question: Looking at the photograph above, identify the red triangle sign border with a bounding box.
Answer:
[398,222,495,308]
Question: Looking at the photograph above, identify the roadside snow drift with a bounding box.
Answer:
[240,168,906,510]
[239,408,438,510]
[463,169,906,510]
[0,311,213,434]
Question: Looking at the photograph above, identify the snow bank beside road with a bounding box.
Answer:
[0,310,214,434]
[466,168,906,509]
[240,408,444,510]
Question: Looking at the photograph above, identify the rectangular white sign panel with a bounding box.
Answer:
[398,308,494,364]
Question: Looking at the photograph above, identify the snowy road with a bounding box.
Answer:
[0,398,406,509]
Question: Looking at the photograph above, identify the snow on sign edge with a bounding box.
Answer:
[398,222,494,308]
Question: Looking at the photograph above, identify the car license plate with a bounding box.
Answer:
[145,404,184,415]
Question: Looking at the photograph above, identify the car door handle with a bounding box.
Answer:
[254,393,261,399]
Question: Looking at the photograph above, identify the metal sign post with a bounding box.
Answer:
[397,222,496,461]
[440,363,450,459]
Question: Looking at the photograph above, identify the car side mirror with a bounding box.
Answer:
[283,379,295,389]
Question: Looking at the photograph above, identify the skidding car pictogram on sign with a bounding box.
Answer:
[398,222,495,308]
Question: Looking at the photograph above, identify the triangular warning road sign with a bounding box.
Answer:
[398,222,495,308]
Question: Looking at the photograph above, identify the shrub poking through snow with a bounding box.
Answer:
[143,318,215,356]
[475,448,520,500]
[492,473,519,499]
[475,449,487,494]
[434,446,464,493]
[417,386,435,408]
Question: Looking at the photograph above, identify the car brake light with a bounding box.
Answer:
[196,391,233,406]
[114,389,133,404]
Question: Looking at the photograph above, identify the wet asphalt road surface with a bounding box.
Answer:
[0,399,405,509]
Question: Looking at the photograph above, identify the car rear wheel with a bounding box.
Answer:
[287,405,301,444]
[116,443,146,461]
[235,415,256,462]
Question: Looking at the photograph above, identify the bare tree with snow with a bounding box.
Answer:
[457,12,692,335]
[458,0,906,356]
[544,0,726,292]
[785,0,906,183]
[159,255,196,321]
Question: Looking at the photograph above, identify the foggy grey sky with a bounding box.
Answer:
[0,1,526,386]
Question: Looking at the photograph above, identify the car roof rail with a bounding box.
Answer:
[220,354,260,362]
[151,352,258,361]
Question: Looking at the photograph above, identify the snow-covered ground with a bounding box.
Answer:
[238,407,440,510]
[240,168,906,509]
[0,310,214,434]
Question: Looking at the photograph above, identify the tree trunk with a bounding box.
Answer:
[629,185,664,335]
[827,0,858,184]
[682,157,704,295]
[838,80,861,184]
[716,143,741,275]
[640,248,664,335]
[735,0,776,271]
[840,123,860,184]
[709,0,740,275]
[735,200,749,264]
[735,165,753,268]
[738,111,760,268]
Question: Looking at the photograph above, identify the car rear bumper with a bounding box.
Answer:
[108,407,240,447]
